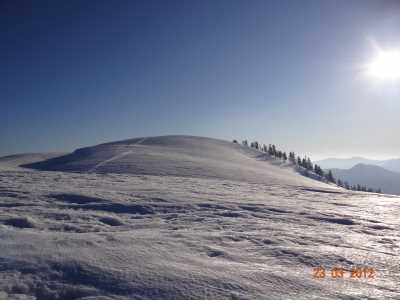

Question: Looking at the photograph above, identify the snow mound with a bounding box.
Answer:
[23,135,332,188]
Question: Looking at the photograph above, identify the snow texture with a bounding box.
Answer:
[0,136,399,299]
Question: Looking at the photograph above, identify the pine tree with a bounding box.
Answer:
[272,145,277,156]
[306,157,313,171]
[232,139,238,144]
[268,144,273,156]
[289,152,296,163]
[301,157,307,168]
[242,140,248,147]
[282,152,287,161]
[326,170,335,183]
[314,164,324,177]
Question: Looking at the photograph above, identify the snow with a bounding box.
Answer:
[22,135,334,188]
[0,136,399,299]
[0,153,65,171]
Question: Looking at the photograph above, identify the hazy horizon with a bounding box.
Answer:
[2,0,400,158]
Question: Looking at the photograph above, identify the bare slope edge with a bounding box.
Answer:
[21,135,333,188]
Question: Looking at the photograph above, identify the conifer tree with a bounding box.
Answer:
[289,152,296,163]
[314,164,324,177]
[326,170,335,183]
[282,152,287,161]
[306,157,313,171]
[302,157,307,168]
[268,144,273,155]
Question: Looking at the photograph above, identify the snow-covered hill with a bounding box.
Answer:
[0,153,65,170]
[1,136,399,299]
[23,135,332,188]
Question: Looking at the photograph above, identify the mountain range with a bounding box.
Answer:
[316,157,400,173]
[316,157,400,195]
[330,163,400,195]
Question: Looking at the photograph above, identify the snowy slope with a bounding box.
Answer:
[1,136,399,299]
[0,153,65,170]
[23,135,333,188]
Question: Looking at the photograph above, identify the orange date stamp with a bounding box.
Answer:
[313,266,375,279]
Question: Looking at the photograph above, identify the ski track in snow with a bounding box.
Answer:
[89,138,147,173]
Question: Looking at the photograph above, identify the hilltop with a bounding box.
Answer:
[22,135,333,189]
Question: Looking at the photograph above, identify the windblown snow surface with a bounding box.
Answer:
[0,136,399,299]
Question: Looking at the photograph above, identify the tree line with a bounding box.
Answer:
[233,139,382,194]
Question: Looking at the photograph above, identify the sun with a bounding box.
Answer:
[366,49,400,80]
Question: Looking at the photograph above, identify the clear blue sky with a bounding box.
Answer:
[1,0,400,159]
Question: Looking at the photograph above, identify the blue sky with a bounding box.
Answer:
[1,0,400,159]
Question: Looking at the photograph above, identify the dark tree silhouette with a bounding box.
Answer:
[326,170,335,183]
[289,152,296,163]
[314,164,324,177]
[235,137,382,194]
[282,152,287,161]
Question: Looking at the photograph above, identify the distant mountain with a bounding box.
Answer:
[331,163,400,195]
[317,157,400,174]
[316,157,381,170]
[379,159,400,174]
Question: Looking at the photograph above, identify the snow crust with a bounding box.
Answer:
[1,136,399,299]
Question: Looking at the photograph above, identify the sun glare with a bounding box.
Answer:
[366,49,400,80]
